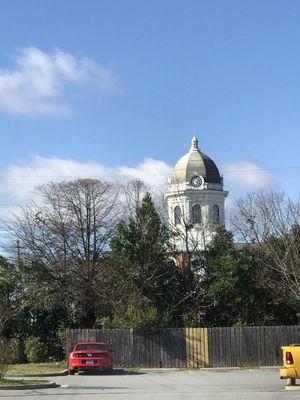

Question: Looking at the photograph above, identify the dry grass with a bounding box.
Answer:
[7,362,67,376]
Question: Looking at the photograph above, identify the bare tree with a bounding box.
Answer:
[231,190,300,306]
[2,179,120,326]
[164,183,213,278]
[122,180,149,219]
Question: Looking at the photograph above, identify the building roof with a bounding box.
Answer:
[171,136,221,185]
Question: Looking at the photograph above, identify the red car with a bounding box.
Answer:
[68,341,113,375]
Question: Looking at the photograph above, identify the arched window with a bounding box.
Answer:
[212,205,220,224]
[174,206,181,225]
[192,204,201,224]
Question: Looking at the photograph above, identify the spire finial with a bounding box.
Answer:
[191,133,199,151]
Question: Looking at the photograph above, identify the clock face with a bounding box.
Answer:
[191,175,204,188]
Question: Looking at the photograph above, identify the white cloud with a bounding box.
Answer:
[0,158,274,207]
[0,156,276,223]
[119,159,171,187]
[0,156,171,209]
[0,46,118,115]
[222,162,275,190]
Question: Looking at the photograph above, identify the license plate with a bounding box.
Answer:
[86,360,94,365]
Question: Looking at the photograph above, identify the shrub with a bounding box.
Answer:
[24,337,47,363]
[110,304,170,334]
[10,336,25,364]
[47,339,64,362]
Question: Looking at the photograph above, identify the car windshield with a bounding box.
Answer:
[75,344,106,351]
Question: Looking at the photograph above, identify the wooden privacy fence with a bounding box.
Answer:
[67,328,208,368]
[67,325,300,368]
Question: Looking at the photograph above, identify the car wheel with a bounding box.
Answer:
[69,369,75,375]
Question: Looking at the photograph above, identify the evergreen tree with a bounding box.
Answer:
[201,226,297,326]
[110,193,187,332]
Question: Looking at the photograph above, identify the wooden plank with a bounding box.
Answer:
[169,328,177,368]
[192,327,197,368]
[260,326,266,366]
[140,334,145,368]
[225,327,231,367]
[168,329,175,368]
[209,328,218,367]
[220,328,226,367]
[124,329,128,368]
[254,326,261,367]
[136,333,142,368]
[160,329,165,368]
[117,330,123,368]
[148,333,153,368]
[146,333,151,368]
[133,331,138,368]
[218,328,224,367]
[169,329,174,369]
[152,331,159,368]
[203,328,209,367]
[190,328,196,368]
[166,329,172,368]
[190,327,195,368]
[153,332,158,368]
[240,327,245,366]
[208,328,215,367]
[177,328,184,368]
[215,327,219,367]
[198,327,203,368]
[188,327,191,368]
[199,327,205,368]
[161,329,166,368]
[156,331,161,368]
[170,328,175,368]
[270,327,276,366]
[264,326,270,366]
[158,330,163,368]
[197,328,202,368]
[225,327,230,367]
[175,328,181,368]
[175,329,182,368]
[185,327,191,368]
[215,327,220,367]
[195,327,200,368]
[230,327,236,367]
[129,329,134,368]
[194,327,198,368]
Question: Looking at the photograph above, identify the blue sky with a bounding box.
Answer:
[0,0,299,212]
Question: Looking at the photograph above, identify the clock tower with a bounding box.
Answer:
[165,136,228,251]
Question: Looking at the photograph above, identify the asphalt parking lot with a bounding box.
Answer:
[0,369,297,400]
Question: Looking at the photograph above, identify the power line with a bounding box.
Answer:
[0,165,298,179]
[0,165,297,208]
[224,166,300,174]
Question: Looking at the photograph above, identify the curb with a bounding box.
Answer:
[140,366,281,372]
[0,382,59,391]
[140,368,181,372]
[285,385,300,391]
[201,366,281,371]
[200,367,240,371]
[8,369,69,378]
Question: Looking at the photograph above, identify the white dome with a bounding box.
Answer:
[171,137,221,185]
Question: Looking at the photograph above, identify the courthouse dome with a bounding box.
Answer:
[171,136,221,185]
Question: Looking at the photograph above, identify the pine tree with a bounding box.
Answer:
[110,193,187,332]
